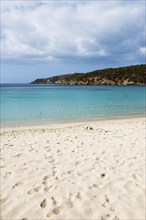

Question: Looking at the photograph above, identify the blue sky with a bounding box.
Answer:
[1,0,145,83]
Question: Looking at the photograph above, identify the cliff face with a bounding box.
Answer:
[31,64,146,85]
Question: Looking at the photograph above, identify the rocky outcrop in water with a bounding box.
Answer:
[31,64,146,85]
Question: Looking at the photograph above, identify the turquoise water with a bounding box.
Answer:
[1,84,145,126]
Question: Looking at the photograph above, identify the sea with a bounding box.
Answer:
[1,84,145,127]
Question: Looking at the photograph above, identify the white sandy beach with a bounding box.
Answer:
[0,117,145,220]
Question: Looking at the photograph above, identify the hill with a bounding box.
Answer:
[31,64,146,85]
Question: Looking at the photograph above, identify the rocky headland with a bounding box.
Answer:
[31,64,146,85]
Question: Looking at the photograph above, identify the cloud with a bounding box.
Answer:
[1,0,145,65]
[140,47,146,55]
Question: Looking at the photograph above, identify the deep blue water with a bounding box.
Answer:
[1,84,145,126]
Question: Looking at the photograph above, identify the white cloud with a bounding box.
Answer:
[140,47,146,55]
[1,0,38,11]
[1,0,145,64]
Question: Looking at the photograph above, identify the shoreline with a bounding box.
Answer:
[1,112,145,130]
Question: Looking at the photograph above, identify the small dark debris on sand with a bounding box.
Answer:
[101,173,105,178]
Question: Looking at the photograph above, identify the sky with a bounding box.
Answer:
[1,0,146,83]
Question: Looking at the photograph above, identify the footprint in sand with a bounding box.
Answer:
[34,186,41,192]
[44,187,50,192]
[28,189,34,195]
[93,183,98,188]
[52,171,56,177]
[112,217,119,220]
[75,161,81,166]
[43,175,50,181]
[40,199,47,208]
[12,182,23,189]
[102,196,115,212]
[65,199,73,209]
[5,172,11,175]
[101,214,110,220]
[76,192,81,200]
[51,196,57,206]
[67,170,73,174]
[47,206,62,217]
[42,175,50,185]
[28,186,41,195]
[0,197,8,205]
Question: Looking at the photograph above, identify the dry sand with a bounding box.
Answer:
[0,117,145,220]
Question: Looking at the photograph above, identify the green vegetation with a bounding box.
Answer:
[31,64,146,85]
